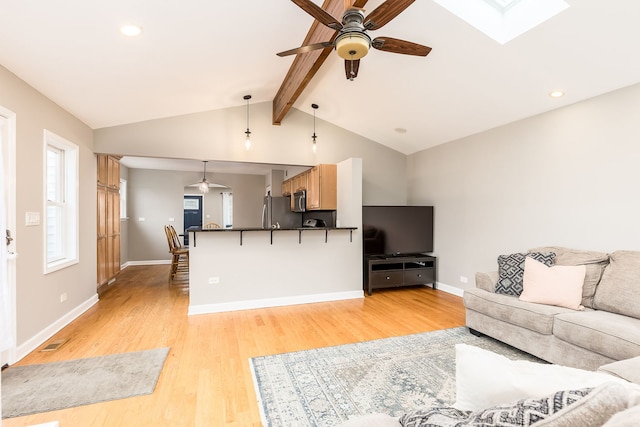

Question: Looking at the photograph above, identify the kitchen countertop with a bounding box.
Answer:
[186,226,357,232]
[186,226,357,246]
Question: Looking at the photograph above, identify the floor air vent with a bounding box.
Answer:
[40,338,69,352]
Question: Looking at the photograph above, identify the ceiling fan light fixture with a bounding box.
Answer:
[335,32,371,60]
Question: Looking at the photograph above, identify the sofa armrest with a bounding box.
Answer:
[475,271,498,292]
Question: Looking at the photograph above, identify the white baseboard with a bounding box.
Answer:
[15,294,99,363]
[435,282,464,297]
[189,290,364,316]
[124,260,170,267]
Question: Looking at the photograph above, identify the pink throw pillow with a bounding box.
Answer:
[520,257,586,310]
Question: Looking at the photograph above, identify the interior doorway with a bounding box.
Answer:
[0,107,17,366]
[183,195,203,246]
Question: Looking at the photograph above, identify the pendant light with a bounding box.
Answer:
[311,103,319,153]
[198,161,210,193]
[243,94,252,150]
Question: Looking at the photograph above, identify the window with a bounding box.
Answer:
[44,130,78,273]
[120,178,127,219]
[222,192,233,228]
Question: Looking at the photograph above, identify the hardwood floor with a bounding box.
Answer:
[4,265,466,427]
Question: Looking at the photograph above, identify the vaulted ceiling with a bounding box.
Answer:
[1,0,640,155]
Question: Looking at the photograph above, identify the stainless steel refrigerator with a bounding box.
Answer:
[262,195,302,229]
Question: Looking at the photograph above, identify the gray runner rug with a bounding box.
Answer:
[250,327,541,427]
[2,347,170,418]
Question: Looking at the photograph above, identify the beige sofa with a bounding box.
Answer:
[464,246,640,371]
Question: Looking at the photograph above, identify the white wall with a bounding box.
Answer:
[407,82,640,293]
[188,158,363,314]
[94,102,408,205]
[126,168,265,262]
[0,65,97,360]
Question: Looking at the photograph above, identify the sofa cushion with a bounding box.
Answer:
[453,344,629,412]
[593,250,640,319]
[520,257,586,310]
[599,356,640,384]
[529,246,609,308]
[464,288,576,335]
[495,252,556,296]
[554,310,640,361]
[603,405,640,427]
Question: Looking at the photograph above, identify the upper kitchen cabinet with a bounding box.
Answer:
[97,154,121,190]
[282,178,292,196]
[306,164,337,210]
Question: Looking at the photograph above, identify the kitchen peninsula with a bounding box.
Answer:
[187,158,364,316]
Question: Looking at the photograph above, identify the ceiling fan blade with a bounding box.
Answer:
[277,41,335,57]
[344,59,360,80]
[291,0,343,30]
[372,37,432,56]
[364,0,415,30]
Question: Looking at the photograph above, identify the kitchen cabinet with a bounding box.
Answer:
[306,164,336,210]
[292,172,307,193]
[97,154,121,288]
[282,178,292,196]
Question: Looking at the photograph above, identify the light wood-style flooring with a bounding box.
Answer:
[4,265,465,427]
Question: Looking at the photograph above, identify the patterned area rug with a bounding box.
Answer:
[250,327,541,427]
[2,347,170,418]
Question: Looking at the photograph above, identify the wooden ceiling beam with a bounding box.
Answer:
[272,0,369,125]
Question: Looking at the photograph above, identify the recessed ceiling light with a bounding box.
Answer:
[120,24,143,37]
[549,90,565,98]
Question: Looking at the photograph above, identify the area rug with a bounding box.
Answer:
[250,327,542,426]
[2,347,170,418]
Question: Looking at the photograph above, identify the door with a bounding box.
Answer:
[183,195,203,246]
[1,108,17,366]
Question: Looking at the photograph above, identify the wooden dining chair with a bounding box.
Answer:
[164,225,189,282]
[203,222,221,229]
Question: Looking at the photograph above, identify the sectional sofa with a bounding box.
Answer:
[463,246,640,371]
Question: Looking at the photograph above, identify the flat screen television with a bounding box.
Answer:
[362,205,434,256]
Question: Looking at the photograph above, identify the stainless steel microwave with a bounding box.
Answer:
[293,190,306,212]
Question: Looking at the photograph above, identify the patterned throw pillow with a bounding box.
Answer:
[495,252,556,296]
[399,384,629,427]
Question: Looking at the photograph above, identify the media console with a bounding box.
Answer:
[364,254,436,296]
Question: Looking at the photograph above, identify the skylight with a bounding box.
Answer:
[433,0,569,45]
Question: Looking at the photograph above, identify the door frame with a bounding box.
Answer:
[183,194,204,246]
[1,106,17,366]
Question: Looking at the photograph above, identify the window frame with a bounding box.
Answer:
[119,178,128,220]
[43,130,79,273]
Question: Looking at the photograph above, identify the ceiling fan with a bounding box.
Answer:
[277,0,432,80]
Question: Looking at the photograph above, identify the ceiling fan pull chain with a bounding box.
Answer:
[349,53,355,81]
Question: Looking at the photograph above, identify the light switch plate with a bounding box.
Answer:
[25,212,40,226]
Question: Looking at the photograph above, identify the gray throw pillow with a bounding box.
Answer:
[495,252,556,296]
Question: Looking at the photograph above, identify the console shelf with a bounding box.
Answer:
[364,254,436,296]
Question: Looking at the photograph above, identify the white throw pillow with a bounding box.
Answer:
[453,344,629,411]
[519,257,586,310]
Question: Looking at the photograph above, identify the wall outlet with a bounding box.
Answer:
[168,217,175,222]
[208,277,220,285]
[138,217,145,222]
[460,276,468,284]
[60,293,67,303]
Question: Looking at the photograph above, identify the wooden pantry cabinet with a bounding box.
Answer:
[97,154,121,288]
